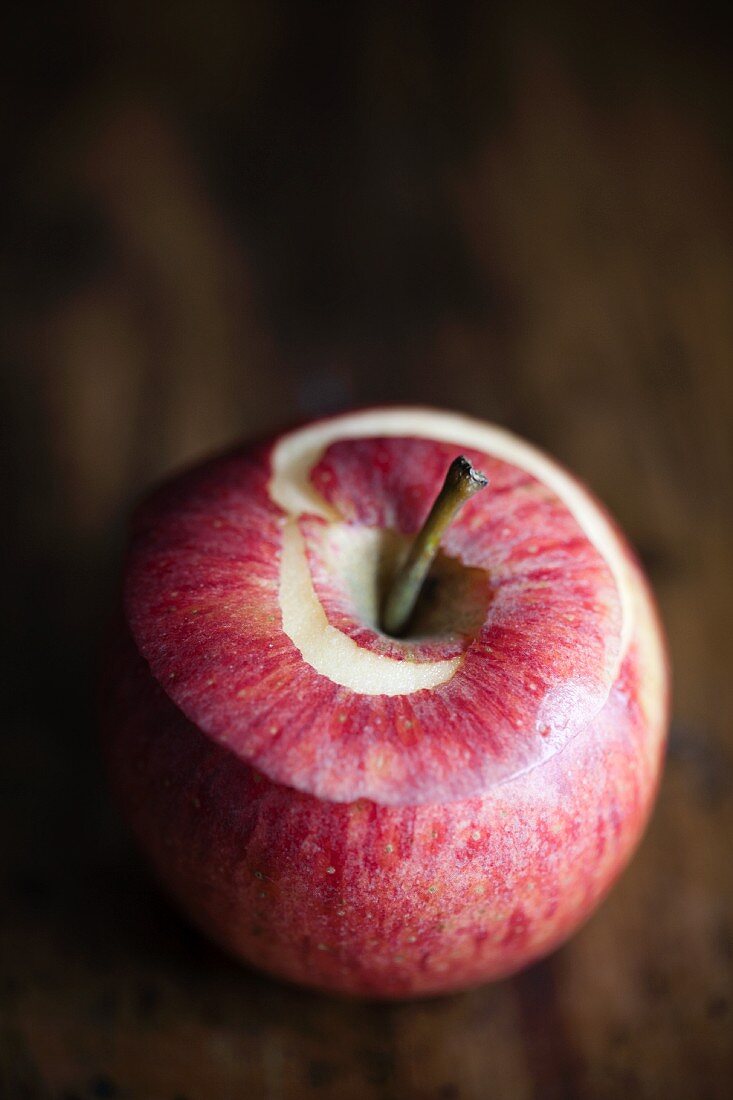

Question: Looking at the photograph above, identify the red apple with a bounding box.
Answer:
[103,408,668,997]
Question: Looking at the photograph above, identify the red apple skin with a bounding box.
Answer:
[105,586,665,999]
[105,417,668,998]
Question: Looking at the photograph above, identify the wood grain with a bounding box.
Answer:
[2,4,731,1097]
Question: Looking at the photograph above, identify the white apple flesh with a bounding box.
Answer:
[104,408,668,997]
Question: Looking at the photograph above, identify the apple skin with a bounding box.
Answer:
[104,411,668,998]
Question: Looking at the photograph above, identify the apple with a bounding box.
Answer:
[103,407,668,998]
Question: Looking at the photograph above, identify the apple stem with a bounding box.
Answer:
[381,455,488,637]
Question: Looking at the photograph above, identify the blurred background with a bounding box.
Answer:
[1,2,732,1097]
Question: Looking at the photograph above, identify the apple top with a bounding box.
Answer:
[123,408,630,806]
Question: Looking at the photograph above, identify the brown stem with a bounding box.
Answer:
[381,455,488,637]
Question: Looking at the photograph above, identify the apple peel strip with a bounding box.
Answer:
[271,408,633,698]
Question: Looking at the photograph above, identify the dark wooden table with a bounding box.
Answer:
[2,5,731,1097]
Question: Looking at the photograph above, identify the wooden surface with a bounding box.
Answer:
[2,4,732,1097]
